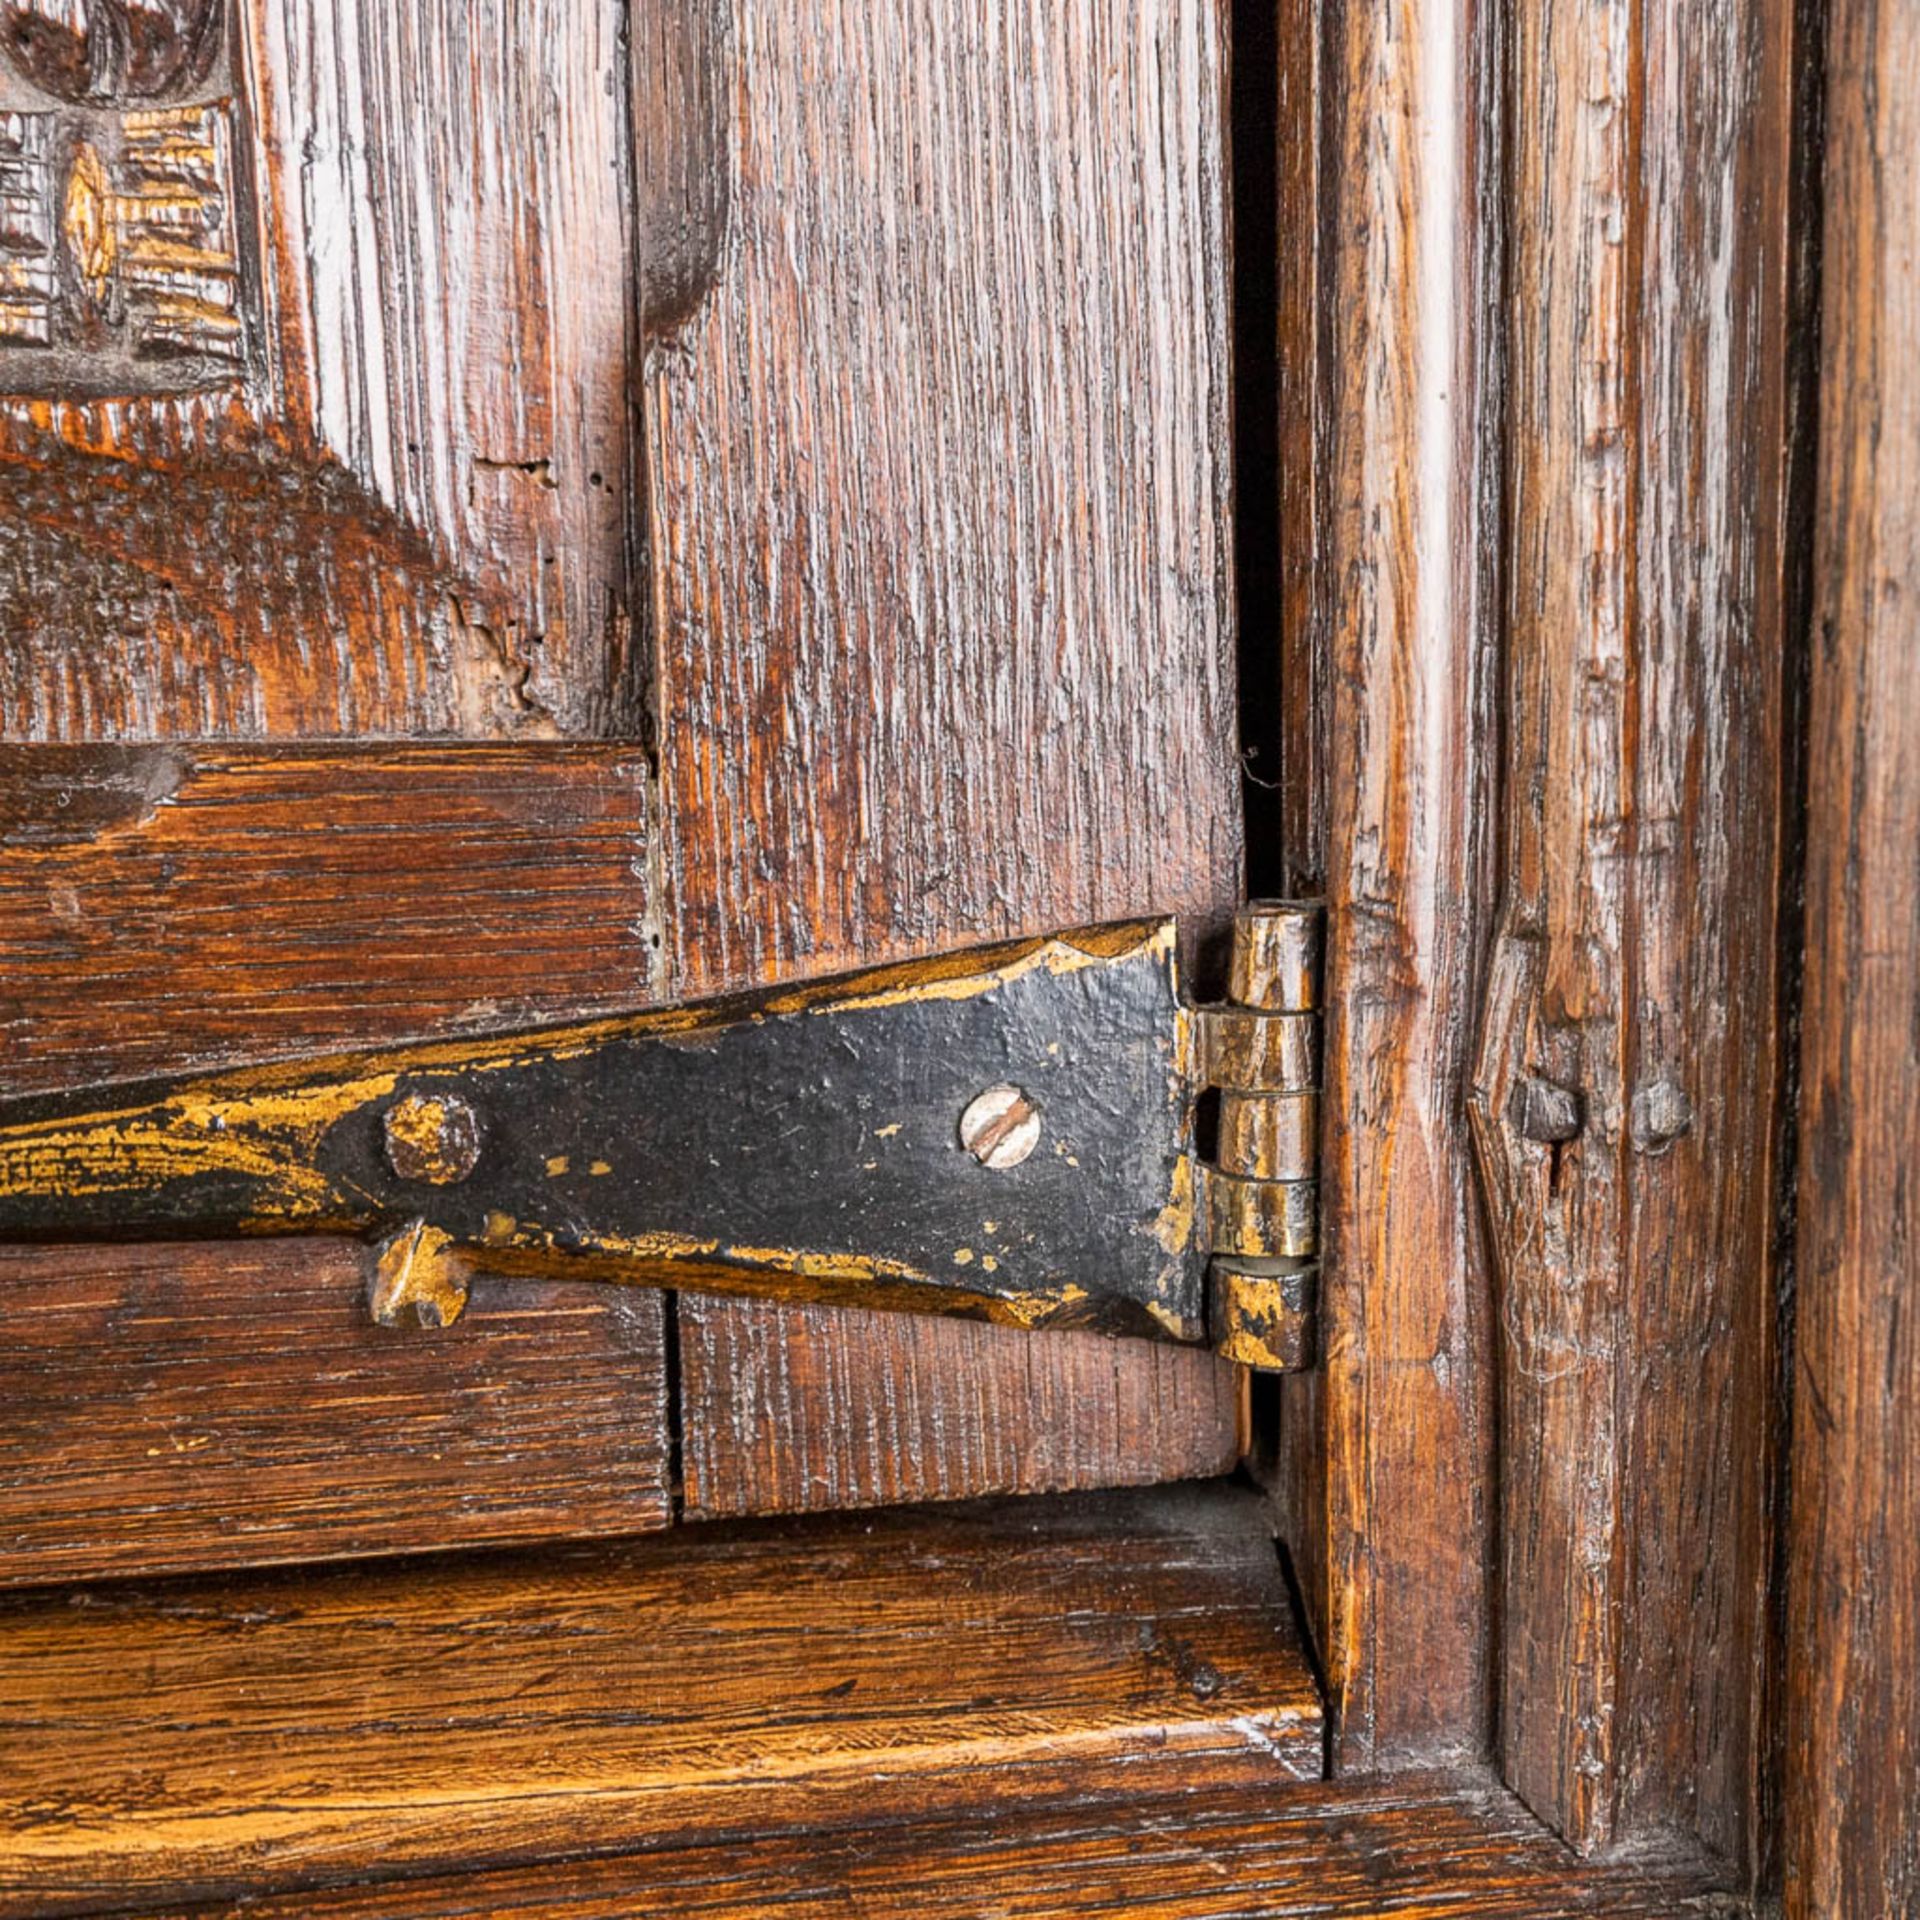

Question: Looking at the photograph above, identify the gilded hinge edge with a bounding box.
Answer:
[1190,901,1324,1372]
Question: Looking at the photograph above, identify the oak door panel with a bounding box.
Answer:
[642,0,1243,1510]
[0,0,1246,1551]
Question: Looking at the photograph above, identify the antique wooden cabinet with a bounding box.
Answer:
[0,0,1913,1914]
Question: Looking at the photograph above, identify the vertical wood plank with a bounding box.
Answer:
[1784,0,1920,1907]
[646,0,1245,1510]
[1475,0,1803,1862]
[644,0,1239,993]
[680,1303,1242,1521]
[1289,0,1502,1771]
[1272,0,1325,897]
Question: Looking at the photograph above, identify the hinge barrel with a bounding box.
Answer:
[1197,903,1324,1371]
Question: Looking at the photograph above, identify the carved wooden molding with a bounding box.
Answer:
[0,0,252,395]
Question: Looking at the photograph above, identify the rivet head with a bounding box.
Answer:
[958,1084,1042,1171]
[1632,1079,1693,1149]
[1515,1077,1584,1145]
[383,1093,484,1185]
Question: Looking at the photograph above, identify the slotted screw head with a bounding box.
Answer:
[958,1084,1042,1170]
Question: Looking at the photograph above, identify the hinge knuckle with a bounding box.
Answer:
[1197,902,1324,1372]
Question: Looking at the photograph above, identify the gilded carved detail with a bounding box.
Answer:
[0,0,251,393]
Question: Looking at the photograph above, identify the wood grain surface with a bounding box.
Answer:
[0,746,678,1576]
[143,1777,1729,1920]
[1475,0,1804,1861]
[642,0,1240,998]
[0,745,662,1094]
[1270,0,1325,898]
[639,0,1245,1509]
[2,0,1246,1540]
[679,1299,1242,1520]
[0,1245,670,1585]
[1277,0,1502,1774]
[1,0,638,739]
[0,1487,1322,1914]
[1783,0,1920,1908]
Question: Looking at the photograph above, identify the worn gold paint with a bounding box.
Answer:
[1151,1153,1198,1259]
[0,919,1178,1225]
[0,1058,405,1216]
[382,1095,478,1186]
[785,921,1173,1019]
[369,1221,470,1329]
[62,144,114,306]
[545,1156,570,1175]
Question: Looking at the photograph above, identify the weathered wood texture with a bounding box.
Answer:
[643,0,1240,996]
[1473,0,1802,1862]
[146,1778,1730,1920]
[0,746,662,1093]
[0,1245,670,1585]
[641,0,1245,1506]
[679,1300,1242,1520]
[0,0,638,739]
[1271,0,1325,898]
[0,1487,1322,1914]
[1783,0,1920,1909]
[1275,0,1501,1772]
[0,746,678,1574]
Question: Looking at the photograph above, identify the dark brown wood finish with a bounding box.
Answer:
[0,747,662,1094]
[1271,0,1326,896]
[640,0,1245,1506]
[1275,0,1502,1773]
[0,1247,670,1584]
[642,0,1240,998]
[0,747,681,1576]
[3,0,1247,1530]
[0,1487,1322,1914]
[1784,0,1920,1907]
[147,1778,1729,1920]
[1474,0,1802,1861]
[680,1302,1242,1520]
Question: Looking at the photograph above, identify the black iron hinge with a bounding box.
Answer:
[0,905,1323,1369]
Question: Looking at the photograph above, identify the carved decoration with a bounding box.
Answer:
[0,0,251,393]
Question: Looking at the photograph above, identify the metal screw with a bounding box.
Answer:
[1515,1077,1584,1145]
[959,1084,1042,1170]
[1632,1078,1693,1149]
[383,1093,484,1185]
